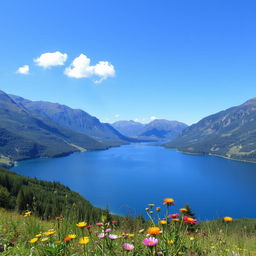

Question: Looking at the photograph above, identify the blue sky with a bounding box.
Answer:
[0,0,256,125]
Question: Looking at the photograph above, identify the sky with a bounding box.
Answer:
[0,0,256,125]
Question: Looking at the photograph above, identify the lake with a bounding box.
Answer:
[12,143,256,220]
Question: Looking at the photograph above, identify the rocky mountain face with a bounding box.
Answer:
[165,98,256,162]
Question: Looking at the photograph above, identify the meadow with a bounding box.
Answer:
[0,198,256,256]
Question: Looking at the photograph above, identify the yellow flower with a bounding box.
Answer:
[159,220,167,225]
[29,237,38,243]
[168,240,174,244]
[68,234,77,239]
[35,234,42,237]
[145,208,149,211]
[190,237,195,241]
[44,229,56,236]
[147,227,161,235]
[172,218,180,222]
[148,204,155,207]
[41,237,49,242]
[76,222,87,228]
[79,236,89,244]
[223,216,233,222]
[128,233,135,238]
[163,198,174,205]
[24,211,32,217]
[180,208,188,212]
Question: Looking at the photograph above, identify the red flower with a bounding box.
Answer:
[85,225,92,229]
[11,238,17,242]
[112,220,118,224]
[64,237,71,243]
[183,216,197,224]
[169,214,179,218]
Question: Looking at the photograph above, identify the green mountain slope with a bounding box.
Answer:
[10,94,134,144]
[165,98,256,162]
[0,90,107,165]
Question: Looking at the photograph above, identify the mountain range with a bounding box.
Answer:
[112,119,188,140]
[165,97,256,162]
[0,90,109,166]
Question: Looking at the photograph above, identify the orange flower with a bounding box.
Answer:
[147,227,161,235]
[159,220,167,225]
[180,208,188,212]
[156,207,161,212]
[172,218,180,222]
[163,198,174,206]
[223,216,233,222]
[64,237,72,242]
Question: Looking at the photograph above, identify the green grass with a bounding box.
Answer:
[1,203,256,256]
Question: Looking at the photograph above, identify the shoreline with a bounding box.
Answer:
[166,147,256,164]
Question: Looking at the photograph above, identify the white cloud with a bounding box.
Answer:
[16,65,29,75]
[114,114,120,118]
[64,54,115,83]
[34,51,68,68]
[150,116,158,121]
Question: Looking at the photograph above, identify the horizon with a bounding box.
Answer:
[1,0,256,125]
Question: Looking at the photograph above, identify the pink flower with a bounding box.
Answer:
[169,213,179,218]
[98,233,105,239]
[122,243,135,251]
[105,228,111,233]
[96,222,103,227]
[143,237,158,247]
[108,234,118,240]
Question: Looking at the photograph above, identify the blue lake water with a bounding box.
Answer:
[12,143,256,220]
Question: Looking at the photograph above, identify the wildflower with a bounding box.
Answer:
[172,218,180,222]
[180,208,188,213]
[112,220,118,224]
[35,234,42,238]
[156,207,161,211]
[148,204,155,207]
[108,234,118,240]
[105,228,111,233]
[168,240,174,244]
[123,243,135,251]
[163,198,174,206]
[85,225,92,229]
[145,208,149,211]
[41,237,49,242]
[150,211,153,214]
[64,237,72,243]
[147,227,161,235]
[11,238,17,242]
[98,233,105,239]
[54,240,61,244]
[143,237,158,247]
[96,222,103,226]
[139,229,145,233]
[159,220,167,225]
[44,230,56,236]
[128,233,135,238]
[68,234,77,239]
[223,216,233,222]
[24,211,32,217]
[29,238,38,243]
[79,236,90,244]
[190,237,195,241]
[76,222,87,228]
[169,213,179,218]
[184,216,197,224]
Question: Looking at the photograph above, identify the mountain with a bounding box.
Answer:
[10,95,133,145]
[165,98,256,162]
[112,119,187,140]
[0,90,107,166]
[112,120,145,137]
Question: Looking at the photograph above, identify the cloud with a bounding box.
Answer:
[16,65,29,75]
[34,51,68,68]
[114,114,120,118]
[150,116,158,121]
[64,54,115,83]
